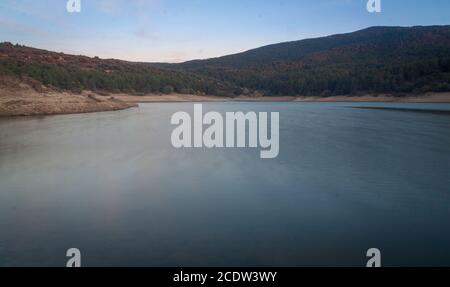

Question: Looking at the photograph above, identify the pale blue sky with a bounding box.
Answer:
[1,0,449,62]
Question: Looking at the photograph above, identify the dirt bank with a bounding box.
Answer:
[0,77,137,117]
[294,93,450,103]
[2,75,450,117]
[108,93,450,103]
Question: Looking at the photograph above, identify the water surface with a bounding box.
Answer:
[0,102,449,266]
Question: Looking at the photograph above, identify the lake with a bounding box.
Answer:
[0,102,450,267]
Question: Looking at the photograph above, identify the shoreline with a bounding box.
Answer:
[2,82,450,117]
[0,92,138,117]
[0,76,138,117]
[109,92,450,104]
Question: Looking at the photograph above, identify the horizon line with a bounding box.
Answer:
[2,24,449,64]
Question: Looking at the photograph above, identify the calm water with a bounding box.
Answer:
[0,102,450,267]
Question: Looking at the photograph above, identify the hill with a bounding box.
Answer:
[1,25,450,97]
[0,42,238,96]
[160,26,450,96]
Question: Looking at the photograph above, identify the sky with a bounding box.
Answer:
[0,0,449,63]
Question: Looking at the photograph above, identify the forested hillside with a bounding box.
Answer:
[0,42,238,96]
[2,26,450,97]
[161,26,450,96]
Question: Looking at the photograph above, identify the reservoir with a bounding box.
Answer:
[0,102,449,266]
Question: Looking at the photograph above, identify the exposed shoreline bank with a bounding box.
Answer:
[0,77,138,117]
[2,78,450,117]
[109,92,450,104]
[0,91,138,117]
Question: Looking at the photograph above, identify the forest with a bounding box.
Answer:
[1,26,450,97]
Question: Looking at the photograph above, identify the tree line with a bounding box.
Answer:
[1,54,449,97]
[0,59,240,96]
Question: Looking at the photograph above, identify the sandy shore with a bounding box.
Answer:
[110,92,450,103]
[2,75,450,117]
[0,77,137,117]
[294,93,450,103]
[106,93,300,103]
[107,93,232,103]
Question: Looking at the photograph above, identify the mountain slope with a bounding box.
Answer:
[160,26,450,96]
[1,25,450,97]
[0,42,238,96]
[173,26,450,68]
